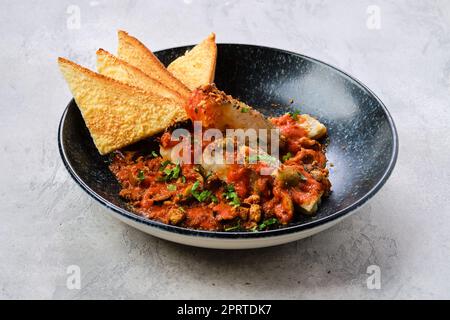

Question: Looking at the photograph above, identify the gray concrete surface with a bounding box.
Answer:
[1,0,450,299]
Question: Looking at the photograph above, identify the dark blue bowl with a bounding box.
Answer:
[58,44,398,248]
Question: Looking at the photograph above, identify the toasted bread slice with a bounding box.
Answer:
[117,30,191,99]
[167,33,217,90]
[58,57,184,155]
[96,48,185,105]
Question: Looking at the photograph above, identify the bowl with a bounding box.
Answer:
[58,44,398,249]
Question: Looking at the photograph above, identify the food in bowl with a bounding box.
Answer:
[58,31,331,232]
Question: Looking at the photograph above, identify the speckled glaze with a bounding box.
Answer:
[58,44,398,248]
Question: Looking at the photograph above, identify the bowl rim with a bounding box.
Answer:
[58,43,399,239]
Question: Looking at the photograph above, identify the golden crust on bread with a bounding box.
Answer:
[96,48,186,106]
[58,57,183,155]
[168,33,217,90]
[117,30,191,99]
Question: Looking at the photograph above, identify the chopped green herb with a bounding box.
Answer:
[181,175,186,183]
[190,180,215,203]
[282,152,292,162]
[240,107,249,113]
[162,164,181,181]
[288,110,301,120]
[258,218,278,230]
[191,184,211,202]
[210,194,219,203]
[151,150,159,157]
[167,184,177,191]
[223,184,240,207]
[136,170,145,182]
[159,160,171,171]
[178,206,186,213]
[196,190,213,202]
[250,225,258,232]
[172,165,181,179]
[191,180,200,192]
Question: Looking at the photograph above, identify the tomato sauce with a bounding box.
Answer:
[110,97,331,232]
[184,88,222,129]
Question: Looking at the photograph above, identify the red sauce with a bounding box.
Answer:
[184,88,221,129]
[270,114,312,153]
[270,114,308,139]
[184,206,220,230]
[109,91,331,232]
[226,165,251,199]
[213,203,238,221]
[160,132,179,148]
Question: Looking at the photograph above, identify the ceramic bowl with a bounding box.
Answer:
[58,44,398,249]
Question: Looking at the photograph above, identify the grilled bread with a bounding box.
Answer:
[96,48,186,106]
[58,57,183,155]
[167,33,217,90]
[117,30,191,99]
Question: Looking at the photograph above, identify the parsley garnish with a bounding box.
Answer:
[282,152,292,162]
[223,184,240,207]
[190,180,214,203]
[191,180,200,192]
[159,160,171,171]
[288,110,300,120]
[258,218,278,230]
[210,194,219,203]
[240,107,249,113]
[162,164,181,181]
[151,150,158,157]
[196,190,213,202]
[136,170,145,182]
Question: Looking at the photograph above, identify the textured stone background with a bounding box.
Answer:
[1,0,450,299]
